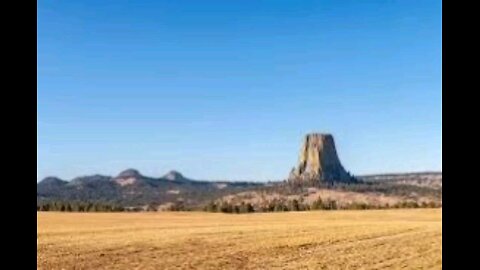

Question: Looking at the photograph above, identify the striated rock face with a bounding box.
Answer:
[288,133,354,184]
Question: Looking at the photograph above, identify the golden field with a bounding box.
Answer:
[37,209,441,270]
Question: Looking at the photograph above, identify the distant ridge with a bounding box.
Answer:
[359,171,442,178]
[359,171,442,182]
[37,169,263,207]
[38,169,442,209]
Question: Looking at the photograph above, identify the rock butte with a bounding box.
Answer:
[288,133,355,184]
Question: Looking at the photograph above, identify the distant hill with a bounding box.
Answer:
[358,172,442,189]
[37,170,441,209]
[37,169,263,208]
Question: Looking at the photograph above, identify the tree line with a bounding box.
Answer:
[37,197,441,213]
[37,201,126,212]
[203,197,441,214]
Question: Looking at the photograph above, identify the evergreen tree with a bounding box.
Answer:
[245,203,254,213]
[290,199,300,211]
[311,196,324,210]
[205,201,217,212]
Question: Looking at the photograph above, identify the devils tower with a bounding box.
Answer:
[288,133,355,185]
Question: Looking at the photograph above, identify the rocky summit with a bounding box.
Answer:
[162,170,187,181]
[288,133,355,184]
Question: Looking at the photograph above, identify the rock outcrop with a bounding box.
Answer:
[288,133,354,185]
[162,170,187,181]
[114,169,143,186]
[116,169,142,179]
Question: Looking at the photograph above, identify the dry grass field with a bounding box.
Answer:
[37,209,441,270]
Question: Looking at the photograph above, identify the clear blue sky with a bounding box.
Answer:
[38,0,442,181]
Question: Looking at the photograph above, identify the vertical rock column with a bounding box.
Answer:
[288,133,354,184]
